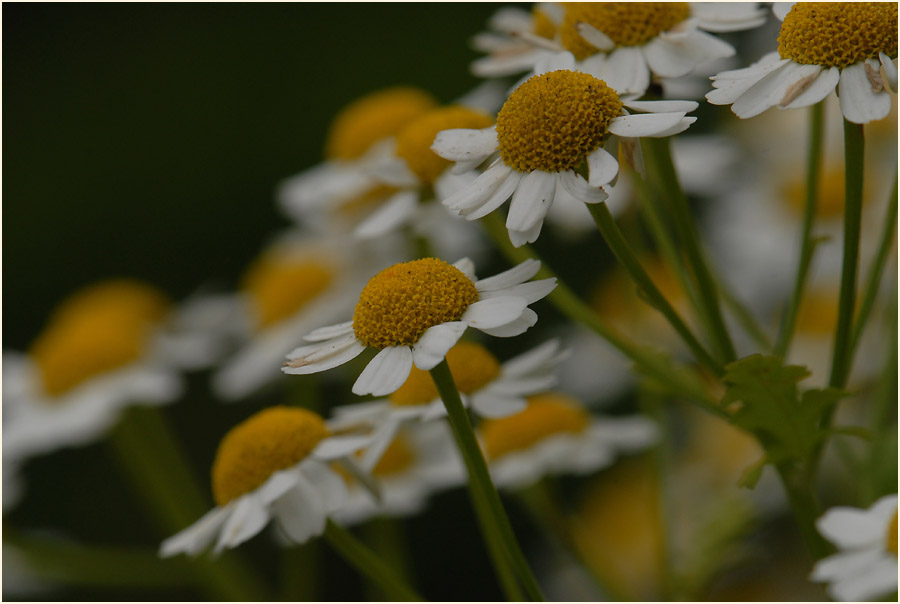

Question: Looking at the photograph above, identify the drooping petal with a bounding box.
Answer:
[353,191,419,239]
[731,61,822,119]
[838,60,893,124]
[609,112,688,138]
[282,335,367,375]
[558,170,609,204]
[352,346,414,397]
[271,478,326,545]
[412,321,468,370]
[431,126,498,162]
[475,258,540,291]
[452,257,477,279]
[507,170,557,232]
[508,221,544,247]
[300,461,348,513]
[462,297,529,329]
[643,30,734,78]
[816,507,888,548]
[880,52,898,92]
[500,339,562,376]
[622,99,699,114]
[647,116,696,138]
[586,146,620,187]
[603,46,650,96]
[442,161,511,213]
[160,504,233,557]
[477,278,557,305]
[313,434,376,460]
[461,169,523,220]
[782,66,840,109]
[214,495,269,553]
[478,307,538,337]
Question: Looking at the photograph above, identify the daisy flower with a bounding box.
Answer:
[472,3,767,95]
[160,406,371,556]
[281,257,556,397]
[211,235,369,401]
[478,391,657,489]
[432,52,697,247]
[329,339,568,469]
[470,3,565,78]
[707,2,898,124]
[3,280,183,463]
[332,422,465,526]
[811,494,898,601]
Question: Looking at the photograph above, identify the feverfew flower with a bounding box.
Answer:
[433,52,697,247]
[707,2,898,124]
[3,280,183,462]
[160,407,370,556]
[282,257,556,397]
[478,392,657,488]
[811,494,898,601]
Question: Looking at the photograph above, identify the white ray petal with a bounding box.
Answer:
[300,460,348,513]
[271,479,325,544]
[431,126,498,162]
[648,116,697,138]
[622,99,699,114]
[534,51,576,75]
[880,52,898,92]
[558,170,608,204]
[782,66,840,109]
[609,112,687,138]
[442,161,511,213]
[304,321,354,342]
[353,191,419,239]
[160,504,233,557]
[471,393,528,418]
[477,307,538,337]
[461,169,522,220]
[214,495,269,552]
[507,170,556,232]
[412,321,467,370]
[644,30,734,78]
[575,22,614,51]
[501,339,562,376]
[282,335,366,375]
[462,297,528,329]
[313,434,376,460]
[586,146,620,187]
[839,60,893,124]
[478,278,557,305]
[352,346,414,397]
[603,46,650,96]
[508,221,544,248]
[475,258,540,291]
[732,61,822,118]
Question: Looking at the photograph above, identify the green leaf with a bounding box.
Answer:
[737,455,768,489]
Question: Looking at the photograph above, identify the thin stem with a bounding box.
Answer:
[641,136,737,364]
[323,520,423,602]
[828,119,866,389]
[587,201,723,376]
[429,359,545,601]
[773,463,832,561]
[775,101,826,357]
[481,212,722,417]
[361,518,417,600]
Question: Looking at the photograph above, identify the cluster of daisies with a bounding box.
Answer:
[4,2,898,601]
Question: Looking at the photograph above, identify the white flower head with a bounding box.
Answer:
[160,406,372,556]
[472,2,767,95]
[3,280,184,464]
[478,391,658,489]
[282,257,556,398]
[433,52,697,247]
[707,2,898,124]
[811,494,898,601]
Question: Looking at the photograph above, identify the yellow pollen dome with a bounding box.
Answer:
[778,3,898,68]
[390,341,502,406]
[352,258,479,349]
[395,106,493,185]
[480,392,591,460]
[496,71,623,173]
[30,281,170,398]
[371,434,416,477]
[324,87,438,161]
[887,507,898,556]
[560,2,691,60]
[211,406,328,506]
[241,254,335,330]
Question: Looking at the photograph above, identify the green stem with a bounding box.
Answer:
[775,101,826,358]
[773,463,832,561]
[323,520,423,602]
[429,360,545,601]
[481,212,722,417]
[641,137,737,365]
[850,172,897,355]
[279,542,318,601]
[587,201,723,376]
[862,299,898,506]
[361,518,417,600]
[828,119,865,389]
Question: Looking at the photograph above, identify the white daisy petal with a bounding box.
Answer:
[559,170,609,204]
[608,112,688,138]
[648,116,697,138]
[214,495,269,552]
[586,146,620,187]
[442,161,511,213]
[501,339,562,376]
[478,278,557,305]
[772,2,794,21]
[812,548,883,582]
[839,60,892,124]
[508,221,544,247]
[300,461,348,513]
[359,416,404,471]
[353,191,419,239]
[471,393,528,418]
[574,22,615,51]
[313,434,375,460]
[371,156,420,188]
[731,61,822,119]
[622,100,699,114]
[485,373,558,396]
[475,258,540,291]
[507,170,556,232]
[534,51,576,75]
[256,470,301,504]
[478,307,538,337]
[782,66,840,109]
[452,257,477,279]
[644,30,734,78]
[431,126,498,162]
[412,321,468,370]
[880,52,898,92]
[706,56,789,106]
[271,478,326,544]
[160,504,233,557]
[462,297,528,329]
[462,170,523,220]
[604,46,650,96]
[282,335,366,375]
[830,557,899,602]
[816,508,887,547]
[304,321,354,342]
[352,346,414,397]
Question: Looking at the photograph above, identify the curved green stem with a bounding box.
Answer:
[429,360,545,601]
[774,463,832,561]
[776,101,826,358]
[323,520,423,602]
[587,202,723,376]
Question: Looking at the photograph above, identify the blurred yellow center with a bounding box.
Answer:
[794,288,839,335]
[337,183,400,219]
[783,167,849,220]
[211,406,328,506]
[30,280,169,398]
[395,106,493,185]
[532,5,558,39]
[496,71,622,173]
[242,255,335,330]
[352,258,479,349]
[390,342,501,406]
[480,392,590,460]
[560,2,691,59]
[778,3,898,68]
[887,508,898,555]
[325,87,438,161]
[372,434,416,477]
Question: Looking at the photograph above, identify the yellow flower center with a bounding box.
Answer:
[532,5,558,39]
[241,254,335,330]
[395,106,493,185]
[887,507,898,556]
[372,434,416,477]
[211,406,328,506]
[794,288,840,335]
[560,2,691,60]
[480,392,591,460]
[390,341,501,406]
[324,87,438,161]
[30,281,169,398]
[778,3,898,68]
[496,70,623,173]
[352,258,479,349]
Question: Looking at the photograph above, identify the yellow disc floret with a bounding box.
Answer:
[560,3,691,60]
[211,406,328,506]
[390,341,502,406]
[480,392,591,460]
[31,280,169,398]
[372,434,416,477]
[887,507,898,556]
[352,258,479,349]
[325,87,438,161]
[778,3,898,68]
[496,71,623,173]
[395,106,493,185]
[242,254,335,330]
